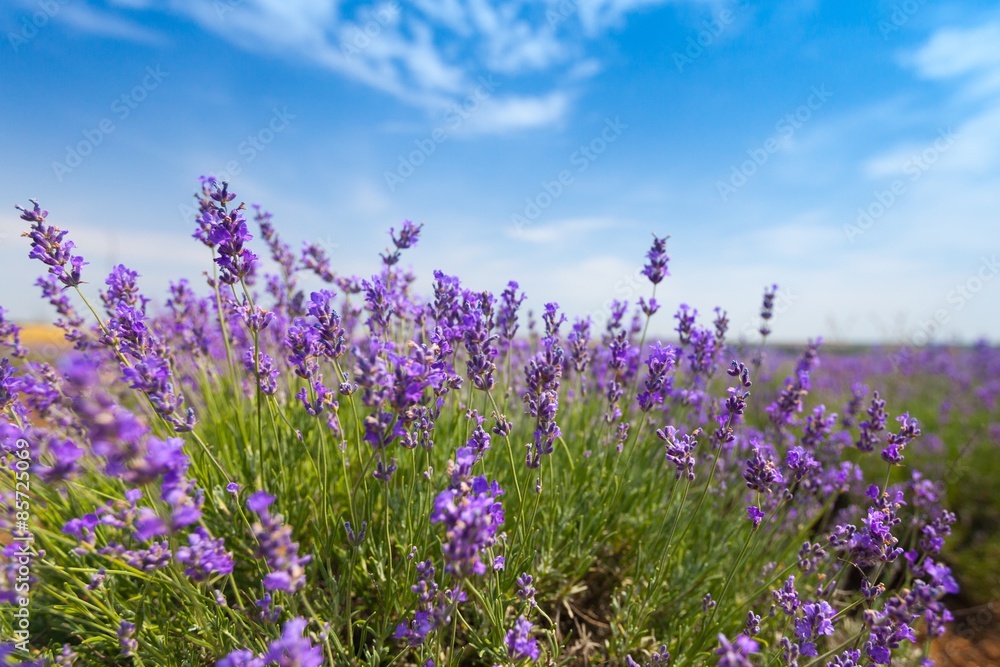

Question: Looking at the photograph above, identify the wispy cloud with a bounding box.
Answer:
[455,91,572,135]
[909,22,1000,82]
[506,216,616,244]
[71,0,693,133]
[58,3,166,45]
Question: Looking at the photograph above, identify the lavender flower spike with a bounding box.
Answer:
[247,491,312,594]
[641,234,670,285]
[505,616,540,661]
[19,200,88,287]
[715,633,759,667]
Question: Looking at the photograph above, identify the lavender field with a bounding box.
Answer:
[0,182,995,665]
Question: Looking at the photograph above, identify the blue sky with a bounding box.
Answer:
[1,0,998,345]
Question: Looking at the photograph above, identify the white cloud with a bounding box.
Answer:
[910,23,1000,81]
[58,3,166,44]
[859,20,1000,206]
[72,0,698,131]
[506,216,615,244]
[455,91,571,135]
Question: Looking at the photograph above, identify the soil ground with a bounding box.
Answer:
[932,601,1000,667]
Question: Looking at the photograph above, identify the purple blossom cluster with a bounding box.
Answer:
[0,185,973,666]
[217,618,323,667]
[247,491,311,594]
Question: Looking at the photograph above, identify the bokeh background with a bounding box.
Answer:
[1,0,997,344]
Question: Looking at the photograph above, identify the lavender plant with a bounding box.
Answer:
[0,183,966,666]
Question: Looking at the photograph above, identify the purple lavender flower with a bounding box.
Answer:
[637,342,676,412]
[255,592,282,624]
[771,575,800,615]
[840,382,868,429]
[102,264,148,315]
[247,491,311,594]
[465,415,491,456]
[38,436,84,483]
[527,389,561,468]
[639,296,660,316]
[430,476,503,578]
[195,181,258,285]
[463,291,498,391]
[176,527,234,581]
[34,274,89,348]
[382,220,423,265]
[300,242,335,282]
[19,200,88,288]
[254,205,297,285]
[505,616,540,662]
[797,541,827,573]
[373,455,398,482]
[121,352,192,432]
[713,307,729,342]
[625,645,670,667]
[641,234,670,285]
[795,600,835,657]
[758,284,777,337]
[0,359,21,414]
[567,317,592,374]
[217,618,323,667]
[881,412,920,465]
[801,405,837,451]
[140,437,204,531]
[395,610,440,647]
[674,304,696,346]
[765,339,821,428]
[856,391,887,452]
[118,620,137,657]
[216,649,263,667]
[825,649,862,667]
[0,308,26,358]
[863,600,918,664]
[657,425,698,480]
[55,644,78,666]
[235,299,275,333]
[496,281,526,348]
[516,572,537,608]
[285,319,320,379]
[362,275,394,335]
[715,633,758,667]
[743,445,784,494]
[307,291,347,360]
[243,349,279,396]
[262,617,324,667]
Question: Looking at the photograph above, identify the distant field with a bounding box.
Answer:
[18,322,66,349]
